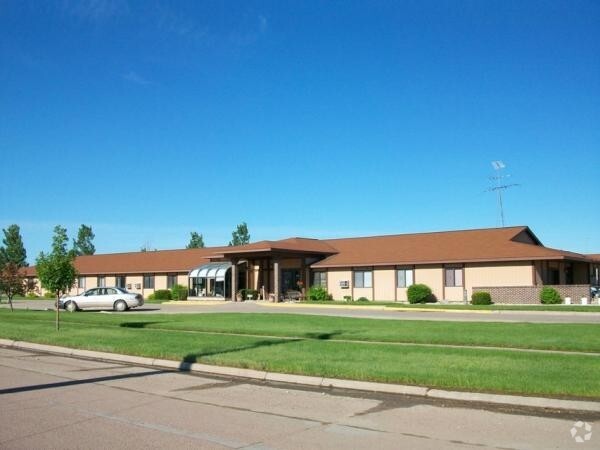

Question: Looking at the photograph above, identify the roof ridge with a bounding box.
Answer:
[322,225,527,242]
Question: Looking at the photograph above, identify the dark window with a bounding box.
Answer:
[78,277,85,289]
[312,272,327,288]
[354,270,372,288]
[143,274,155,289]
[97,276,106,288]
[115,276,126,289]
[167,274,178,289]
[445,267,463,287]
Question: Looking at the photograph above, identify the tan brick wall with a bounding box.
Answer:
[473,285,591,304]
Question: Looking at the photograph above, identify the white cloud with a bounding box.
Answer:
[122,70,153,86]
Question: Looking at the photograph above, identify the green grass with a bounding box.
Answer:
[1,310,599,398]
[384,303,600,312]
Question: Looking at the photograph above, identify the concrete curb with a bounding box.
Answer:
[2,339,599,413]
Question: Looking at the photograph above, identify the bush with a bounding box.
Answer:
[307,286,333,301]
[147,293,155,300]
[26,292,39,299]
[343,295,352,302]
[356,297,369,302]
[153,289,172,300]
[43,291,56,299]
[171,284,188,300]
[407,284,433,304]
[471,291,492,305]
[540,287,562,304]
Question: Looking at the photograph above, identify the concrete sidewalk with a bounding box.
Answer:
[1,338,598,414]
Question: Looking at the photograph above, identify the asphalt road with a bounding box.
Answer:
[1,347,596,449]
[3,298,600,323]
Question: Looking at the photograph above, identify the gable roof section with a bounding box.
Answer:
[213,237,338,256]
[312,226,589,268]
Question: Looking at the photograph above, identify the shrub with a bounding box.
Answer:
[471,291,492,305]
[356,297,369,302]
[26,292,39,299]
[153,289,172,300]
[343,295,352,302]
[147,293,155,300]
[43,291,56,299]
[407,284,433,304]
[307,286,332,301]
[171,284,188,300]
[540,287,562,304]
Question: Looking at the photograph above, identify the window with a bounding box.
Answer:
[445,267,463,287]
[397,268,414,288]
[167,274,178,289]
[97,276,106,288]
[78,277,85,289]
[354,270,372,288]
[143,274,154,289]
[312,272,327,288]
[115,276,126,289]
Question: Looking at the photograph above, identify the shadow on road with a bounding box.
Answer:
[0,369,168,395]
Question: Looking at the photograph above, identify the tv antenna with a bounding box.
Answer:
[486,161,519,227]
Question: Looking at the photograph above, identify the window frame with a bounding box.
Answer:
[444,266,463,287]
[353,269,373,288]
[312,271,327,288]
[97,276,106,288]
[167,274,178,289]
[396,267,414,288]
[143,274,155,289]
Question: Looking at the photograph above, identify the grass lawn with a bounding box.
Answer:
[1,310,599,398]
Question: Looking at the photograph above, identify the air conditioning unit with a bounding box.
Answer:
[339,280,349,289]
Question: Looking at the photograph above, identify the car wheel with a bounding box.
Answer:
[65,301,78,312]
[114,300,128,312]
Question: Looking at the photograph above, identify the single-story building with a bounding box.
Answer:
[25,226,600,304]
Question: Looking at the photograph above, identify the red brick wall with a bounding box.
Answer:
[472,285,591,304]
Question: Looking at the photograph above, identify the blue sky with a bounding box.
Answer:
[1,0,599,262]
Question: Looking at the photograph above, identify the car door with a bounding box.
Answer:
[104,288,118,308]
[80,288,99,308]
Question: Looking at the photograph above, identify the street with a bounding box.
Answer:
[0,347,596,449]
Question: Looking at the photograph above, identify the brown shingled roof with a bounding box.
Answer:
[312,226,590,268]
[215,237,338,256]
[26,246,231,276]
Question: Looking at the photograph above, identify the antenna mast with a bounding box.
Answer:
[487,161,519,227]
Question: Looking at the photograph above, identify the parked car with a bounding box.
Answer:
[591,286,600,299]
[60,287,144,312]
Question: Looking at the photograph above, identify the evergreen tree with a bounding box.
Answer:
[1,224,28,267]
[229,222,250,246]
[73,224,96,255]
[186,231,205,249]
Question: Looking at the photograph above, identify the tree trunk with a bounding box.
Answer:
[55,292,60,331]
[8,295,13,312]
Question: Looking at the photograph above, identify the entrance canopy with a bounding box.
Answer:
[189,262,231,281]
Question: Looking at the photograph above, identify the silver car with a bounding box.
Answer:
[60,287,144,312]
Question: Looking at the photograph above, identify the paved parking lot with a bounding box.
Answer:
[0,347,597,449]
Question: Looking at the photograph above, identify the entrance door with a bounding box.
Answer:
[281,269,301,292]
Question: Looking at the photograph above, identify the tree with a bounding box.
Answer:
[73,224,95,255]
[36,226,77,331]
[229,222,250,246]
[186,231,205,249]
[0,262,26,311]
[1,224,28,267]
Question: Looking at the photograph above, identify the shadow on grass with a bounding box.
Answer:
[119,322,166,329]
[303,330,343,340]
[178,338,301,371]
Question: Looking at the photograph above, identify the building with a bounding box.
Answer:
[25,226,600,304]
